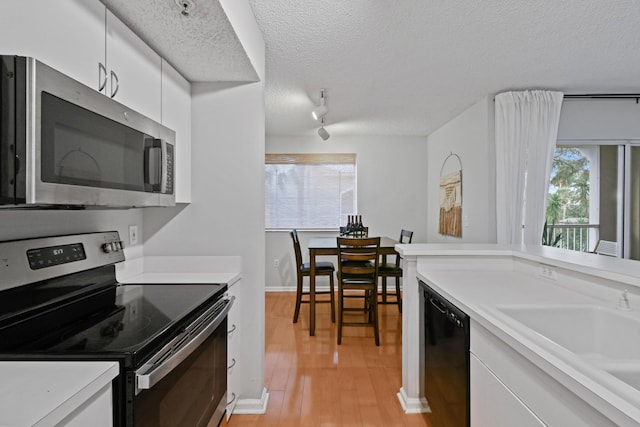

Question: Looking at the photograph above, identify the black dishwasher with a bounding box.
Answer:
[420,280,470,427]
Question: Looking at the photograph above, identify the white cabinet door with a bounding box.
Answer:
[105,9,162,122]
[470,354,545,427]
[0,0,105,90]
[161,59,192,203]
[59,383,113,427]
[227,281,241,419]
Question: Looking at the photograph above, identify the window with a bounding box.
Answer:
[265,153,356,229]
[545,146,595,252]
[545,141,640,259]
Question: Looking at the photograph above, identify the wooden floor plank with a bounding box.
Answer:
[223,292,433,427]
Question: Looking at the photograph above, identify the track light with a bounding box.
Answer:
[318,117,330,141]
[175,0,196,16]
[311,89,328,120]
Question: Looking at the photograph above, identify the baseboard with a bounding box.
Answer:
[266,286,332,292]
[265,286,296,292]
[232,387,269,414]
[397,387,430,414]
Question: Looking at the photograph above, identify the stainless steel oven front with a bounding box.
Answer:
[130,294,233,427]
[0,232,232,427]
[0,55,175,208]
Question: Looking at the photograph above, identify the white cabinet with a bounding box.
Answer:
[59,383,113,427]
[227,280,241,419]
[0,1,161,123]
[161,59,192,203]
[470,354,544,427]
[0,0,105,87]
[0,361,117,427]
[471,321,617,426]
[105,9,161,122]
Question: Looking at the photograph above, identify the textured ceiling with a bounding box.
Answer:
[248,0,640,137]
[101,0,258,82]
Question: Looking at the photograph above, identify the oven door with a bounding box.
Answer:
[129,297,233,427]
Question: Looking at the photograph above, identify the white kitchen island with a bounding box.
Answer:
[396,243,640,426]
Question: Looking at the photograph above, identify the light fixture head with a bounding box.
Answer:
[311,105,329,121]
[318,117,330,141]
[318,127,330,141]
[311,89,328,121]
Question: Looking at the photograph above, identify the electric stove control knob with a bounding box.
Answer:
[102,241,125,253]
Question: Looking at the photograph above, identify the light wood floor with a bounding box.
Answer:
[222,292,435,427]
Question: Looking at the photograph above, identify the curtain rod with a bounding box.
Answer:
[492,93,640,102]
[564,93,640,99]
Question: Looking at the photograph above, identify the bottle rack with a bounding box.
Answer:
[340,215,366,237]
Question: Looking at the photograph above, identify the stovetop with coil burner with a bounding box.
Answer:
[0,232,226,368]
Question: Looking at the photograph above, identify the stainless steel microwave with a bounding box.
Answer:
[0,55,175,208]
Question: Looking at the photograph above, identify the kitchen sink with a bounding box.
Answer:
[497,304,640,361]
[496,304,640,393]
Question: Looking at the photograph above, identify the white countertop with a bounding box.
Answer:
[116,255,242,286]
[399,243,640,287]
[0,361,118,426]
[414,247,640,425]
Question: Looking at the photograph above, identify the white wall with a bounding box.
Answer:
[265,134,428,289]
[426,96,496,243]
[142,1,267,405]
[0,209,144,258]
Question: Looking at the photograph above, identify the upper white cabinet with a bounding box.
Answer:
[161,59,191,203]
[0,0,162,123]
[0,0,105,86]
[105,9,161,122]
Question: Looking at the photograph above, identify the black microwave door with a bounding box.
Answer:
[0,56,26,204]
[39,92,149,192]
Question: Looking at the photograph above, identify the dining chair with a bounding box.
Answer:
[290,230,336,323]
[378,229,413,313]
[336,236,381,346]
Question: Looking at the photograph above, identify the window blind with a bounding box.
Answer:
[265,153,357,229]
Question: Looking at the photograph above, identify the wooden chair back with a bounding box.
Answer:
[290,229,304,271]
[337,236,380,284]
[399,229,413,244]
[391,229,413,267]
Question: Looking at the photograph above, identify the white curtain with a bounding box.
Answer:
[495,90,564,245]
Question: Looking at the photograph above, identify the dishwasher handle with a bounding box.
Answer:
[135,296,234,394]
[429,296,447,314]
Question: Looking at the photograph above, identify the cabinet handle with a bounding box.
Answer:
[98,63,107,92]
[110,70,119,98]
[227,392,237,407]
[228,324,237,334]
[227,358,236,371]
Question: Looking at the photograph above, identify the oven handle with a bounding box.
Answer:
[135,296,235,394]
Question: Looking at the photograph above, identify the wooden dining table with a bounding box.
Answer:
[307,236,400,336]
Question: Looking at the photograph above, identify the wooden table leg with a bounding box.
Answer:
[309,249,316,336]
